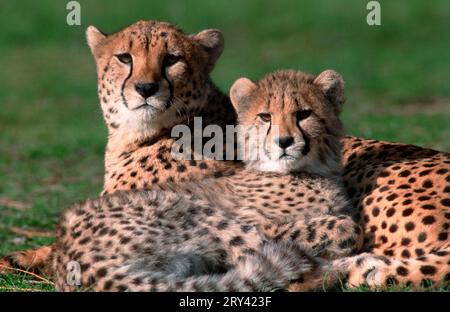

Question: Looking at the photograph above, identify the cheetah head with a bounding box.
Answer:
[86,20,224,144]
[230,70,345,176]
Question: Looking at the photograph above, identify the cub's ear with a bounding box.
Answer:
[313,70,345,114]
[191,29,224,72]
[230,77,258,111]
[86,25,106,57]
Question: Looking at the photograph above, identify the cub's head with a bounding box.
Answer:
[230,70,345,176]
[86,20,224,143]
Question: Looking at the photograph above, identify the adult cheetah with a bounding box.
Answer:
[0,20,241,276]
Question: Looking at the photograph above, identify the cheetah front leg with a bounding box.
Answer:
[288,247,450,291]
[327,249,450,290]
[0,245,53,276]
[262,215,364,260]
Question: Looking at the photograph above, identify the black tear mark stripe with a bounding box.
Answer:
[161,65,174,109]
[263,122,271,158]
[297,124,310,155]
[121,59,133,108]
[263,95,272,155]
[161,39,173,109]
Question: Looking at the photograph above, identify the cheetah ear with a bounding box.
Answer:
[191,29,224,72]
[86,25,106,57]
[314,70,345,114]
[230,77,258,112]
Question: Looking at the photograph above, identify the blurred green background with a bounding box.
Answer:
[0,0,449,291]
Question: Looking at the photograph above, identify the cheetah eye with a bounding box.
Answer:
[116,53,132,64]
[296,109,312,122]
[257,113,271,123]
[163,54,181,67]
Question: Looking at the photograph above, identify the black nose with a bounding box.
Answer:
[135,82,159,98]
[274,136,294,149]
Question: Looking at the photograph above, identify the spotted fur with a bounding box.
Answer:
[2,20,448,290]
[334,137,450,289]
[49,70,361,291]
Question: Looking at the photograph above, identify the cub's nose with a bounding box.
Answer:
[274,136,294,149]
[135,82,159,98]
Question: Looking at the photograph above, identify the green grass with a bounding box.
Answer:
[0,0,449,291]
[0,274,54,292]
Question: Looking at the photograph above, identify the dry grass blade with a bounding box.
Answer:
[0,264,54,285]
[0,197,31,210]
[0,286,46,292]
[27,280,52,285]
[9,227,54,238]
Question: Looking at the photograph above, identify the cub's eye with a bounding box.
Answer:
[257,113,271,123]
[116,53,132,64]
[163,54,181,67]
[296,109,312,121]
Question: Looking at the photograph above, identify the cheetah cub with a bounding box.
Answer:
[51,70,360,291]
